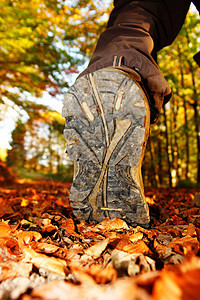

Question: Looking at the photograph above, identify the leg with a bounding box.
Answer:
[62,1,172,227]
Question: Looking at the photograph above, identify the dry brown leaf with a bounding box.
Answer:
[84,238,109,259]
[41,218,51,226]
[152,270,182,300]
[154,239,173,260]
[103,230,122,243]
[42,224,58,233]
[0,238,21,260]
[31,278,150,300]
[156,233,173,245]
[185,223,197,237]
[34,242,59,254]
[129,232,144,243]
[1,182,200,299]
[166,228,181,238]
[123,240,152,255]
[0,237,23,258]
[60,218,77,235]
[138,227,159,239]
[17,231,42,245]
[0,222,12,237]
[168,236,199,256]
[112,249,156,277]
[81,230,105,242]
[22,247,67,277]
[0,261,32,281]
[135,270,160,288]
[153,257,200,300]
[179,207,200,218]
[55,197,70,207]
[179,256,200,272]
[21,295,33,300]
[88,264,117,284]
[65,244,85,264]
[115,235,131,251]
[193,193,200,207]
[94,218,129,232]
[71,267,97,286]
[0,198,15,218]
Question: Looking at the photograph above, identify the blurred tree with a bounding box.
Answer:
[7,119,27,168]
[0,0,111,115]
[7,110,73,180]
[143,11,200,187]
[1,0,111,181]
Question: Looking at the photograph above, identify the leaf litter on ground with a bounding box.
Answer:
[0,182,200,299]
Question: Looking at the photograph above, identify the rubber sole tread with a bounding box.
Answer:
[62,68,150,227]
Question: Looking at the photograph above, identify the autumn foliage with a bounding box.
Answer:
[1,2,200,298]
[0,181,200,299]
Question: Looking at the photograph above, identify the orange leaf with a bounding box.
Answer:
[0,222,12,237]
[34,242,59,254]
[123,240,152,255]
[94,218,129,232]
[22,247,67,277]
[17,231,42,245]
[84,238,109,259]
[168,236,199,256]
[0,261,32,281]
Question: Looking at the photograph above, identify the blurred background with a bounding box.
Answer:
[0,0,199,188]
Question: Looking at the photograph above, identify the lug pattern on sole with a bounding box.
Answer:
[62,68,150,226]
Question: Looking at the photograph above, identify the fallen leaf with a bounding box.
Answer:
[123,240,152,255]
[154,239,173,260]
[34,242,59,254]
[193,193,200,207]
[185,223,197,237]
[60,218,77,235]
[0,222,12,237]
[88,264,117,284]
[17,231,42,245]
[112,249,156,277]
[129,232,144,243]
[152,269,182,300]
[84,238,109,259]
[153,257,200,300]
[70,267,97,286]
[22,247,67,277]
[168,236,199,256]
[94,218,129,232]
[0,277,31,299]
[0,237,23,257]
[31,278,150,300]
[0,261,32,281]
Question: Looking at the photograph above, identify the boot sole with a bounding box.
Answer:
[62,68,150,227]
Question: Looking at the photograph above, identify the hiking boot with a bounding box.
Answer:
[62,67,150,227]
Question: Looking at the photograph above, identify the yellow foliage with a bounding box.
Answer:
[0,147,7,162]
[40,111,65,124]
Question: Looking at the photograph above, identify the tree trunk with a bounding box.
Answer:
[163,106,172,187]
[149,136,159,188]
[185,31,200,183]
[157,128,163,186]
[173,95,181,184]
[189,68,200,183]
[177,44,190,180]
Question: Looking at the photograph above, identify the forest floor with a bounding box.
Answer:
[0,181,200,300]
